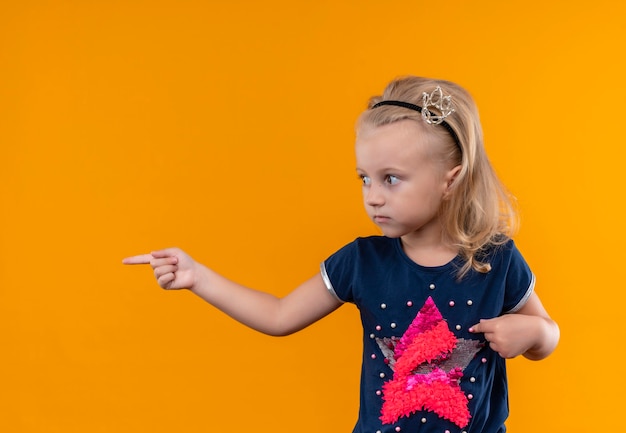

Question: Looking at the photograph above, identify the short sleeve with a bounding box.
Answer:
[320,240,359,303]
[501,241,535,314]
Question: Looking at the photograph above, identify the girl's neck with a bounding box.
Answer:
[400,234,459,267]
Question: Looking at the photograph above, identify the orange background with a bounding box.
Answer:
[1,1,624,432]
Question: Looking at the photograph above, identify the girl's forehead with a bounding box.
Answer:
[357,119,431,142]
[356,121,432,152]
[355,121,432,167]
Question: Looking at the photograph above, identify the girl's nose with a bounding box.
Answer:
[364,184,384,206]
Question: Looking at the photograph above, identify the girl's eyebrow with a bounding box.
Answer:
[357,165,406,173]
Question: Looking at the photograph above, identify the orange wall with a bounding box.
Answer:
[1,1,624,432]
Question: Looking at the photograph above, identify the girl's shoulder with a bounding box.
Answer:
[353,235,395,246]
[325,236,399,269]
[478,236,518,260]
[345,235,399,256]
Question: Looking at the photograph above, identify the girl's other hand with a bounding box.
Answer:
[469,292,559,361]
[123,248,197,290]
[469,315,534,359]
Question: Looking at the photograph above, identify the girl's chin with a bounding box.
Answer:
[376,227,406,239]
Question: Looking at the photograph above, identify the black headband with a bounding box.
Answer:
[371,100,461,151]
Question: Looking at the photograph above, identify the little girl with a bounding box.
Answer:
[124,76,559,433]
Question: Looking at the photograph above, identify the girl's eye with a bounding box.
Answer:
[385,175,399,185]
[359,175,371,186]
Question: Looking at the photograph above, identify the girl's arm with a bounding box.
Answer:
[123,248,343,336]
[469,292,560,360]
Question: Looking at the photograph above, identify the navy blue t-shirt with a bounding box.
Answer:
[321,236,534,433]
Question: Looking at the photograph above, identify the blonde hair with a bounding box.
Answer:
[358,76,518,278]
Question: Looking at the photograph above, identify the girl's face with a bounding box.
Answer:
[355,120,458,243]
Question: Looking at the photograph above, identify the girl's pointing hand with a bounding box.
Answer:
[123,248,197,290]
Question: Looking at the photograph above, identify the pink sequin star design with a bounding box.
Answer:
[376,297,482,428]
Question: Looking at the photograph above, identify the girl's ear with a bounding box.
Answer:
[443,164,462,197]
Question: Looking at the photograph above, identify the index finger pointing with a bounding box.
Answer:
[122,254,153,265]
[469,319,487,333]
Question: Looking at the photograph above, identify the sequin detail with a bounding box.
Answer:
[377,297,482,428]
